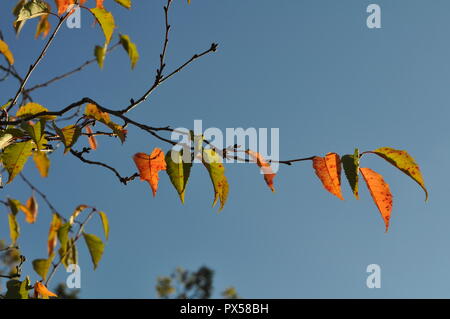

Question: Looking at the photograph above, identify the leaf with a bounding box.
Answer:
[19,196,38,224]
[34,281,57,298]
[16,0,49,22]
[2,140,34,183]
[33,151,50,177]
[8,198,22,216]
[98,211,109,240]
[165,150,192,203]
[0,133,14,151]
[83,233,104,270]
[114,0,131,8]
[60,238,77,268]
[342,148,360,199]
[23,120,47,150]
[94,45,106,69]
[370,147,428,201]
[53,123,81,154]
[35,14,51,39]
[69,204,89,225]
[5,278,31,299]
[360,167,393,232]
[85,125,98,150]
[96,0,105,8]
[90,7,115,45]
[202,149,229,211]
[16,102,56,120]
[8,214,20,245]
[245,150,276,192]
[312,153,344,200]
[133,148,167,197]
[47,213,62,256]
[120,34,139,69]
[57,222,71,252]
[0,39,14,65]
[32,257,53,280]
[84,103,127,143]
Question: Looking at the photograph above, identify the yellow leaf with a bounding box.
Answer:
[33,151,50,177]
[90,7,115,45]
[16,103,56,120]
[0,39,14,65]
[47,213,62,256]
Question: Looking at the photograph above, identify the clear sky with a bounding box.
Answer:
[1,0,449,298]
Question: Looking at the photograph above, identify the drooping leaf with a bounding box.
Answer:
[312,153,344,200]
[57,222,71,253]
[120,34,139,69]
[202,149,229,211]
[360,167,393,232]
[370,147,428,201]
[165,150,192,203]
[34,281,57,298]
[16,103,56,120]
[33,151,50,177]
[35,14,51,39]
[94,45,106,69]
[342,148,360,199]
[69,204,89,225]
[16,0,49,22]
[0,39,14,65]
[98,211,109,240]
[90,7,115,44]
[47,213,62,256]
[53,123,81,154]
[19,196,38,224]
[114,0,131,9]
[246,150,276,192]
[2,140,34,183]
[85,125,98,150]
[84,103,127,143]
[8,214,20,245]
[83,233,104,270]
[8,198,22,216]
[32,257,53,280]
[133,148,167,196]
[60,238,77,269]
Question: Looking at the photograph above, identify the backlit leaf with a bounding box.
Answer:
[98,211,109,240]
[202,149,229,211]
[60,238,77,269]
[84,103,127,143]
[120,34,139,69]
[90,7,115,44]
[370,147,428,201]
[33,151,50,177]
[2,140,34,183]
[342,148,360,199]
[19,196,38,224]
[53,123,81,154]
[312,153,344,200]
[83,233,104,270]
[133,148,167,197]
[8,214,20,245]
[16,0,49,22]
[32,257,53,280]
[94,45,106,69]
[0,39,14,65]
[34,281,57,298]
[246,150,276,192]
[16,103,56,120]
[165,150,192,203]
[360,167,393,232]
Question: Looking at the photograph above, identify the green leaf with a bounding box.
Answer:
[5,278,32,299]
[22,119,47,149]
[342,148,360,199]
[57,222,71,252]
[98,211,109,240]
[120,34,139,69]
[53,123,81,154]
[369,147,428,201]
[165,150,192,204]
[2,140,33,183]
[61,238,78,269]
[8,213,20,245]
[202,149,229,211]
[32,257,53,280]
[83,233,105,270]
[15,0,49,22]
[114,0,131,9]
[90,7,115,45]
[94,45,106,69]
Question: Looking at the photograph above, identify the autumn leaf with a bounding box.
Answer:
[98,211,109,240]
[114,0,131,9]
[94,45,106,69]
[34,281,57,298]
[133,148,167,197]
[85,125,98,150]
[202,149,229,211]
[342,148,360,199]
[312,153,344,200]
[47,213,62,256]
[84,103,127,143]
[360,167,393,232]
[53,123,81,154]
[33,151,50,177]
[32,256,53,280]
[2,141,34,183]
[16,0,49,22]
[35,15,51,39]
[96,0,105,8]
[83,233,104,270]
[165,150,192,203]
[90,7,115,45]
[19,196,38,224]
[69,204,89,225]
[54,0,87,15]
[246,150,276,192]
[0,39,14,65]
[8,214,20,245]
[120,34,139,69]
[16,102,56,120]
[369,147,428,201]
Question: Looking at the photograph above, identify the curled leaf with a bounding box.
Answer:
[133,148,167,197]
[47,213,62,256]
[34,281,57,298]
[85,125,98,150]
[313,153,344,200]
[202,149,229,211]
[20,196,38,224]
[245,150,276,192]
[120,34,139,69]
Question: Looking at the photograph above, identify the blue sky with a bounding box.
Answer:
[1,0,450,298]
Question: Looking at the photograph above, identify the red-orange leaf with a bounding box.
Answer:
[20,196,38,224]
[55,0,87,15]
[360,167,393,232]
[85,125,98,150]
[312,153,344,200]
[96,0,104,8]
[133,148,167,197]
[246,150,276,192]
[34,281,57,298]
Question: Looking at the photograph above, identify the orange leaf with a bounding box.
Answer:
[360,167,393,232]
[133,148,167,197]
[96,0,104,8]
[54,0,87,15]
[48,214,62,256]
[246,150,276,192]
[312,153,344,200]
[85,125,98,150]
[20,196,38,224]
[34,281,57,298]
